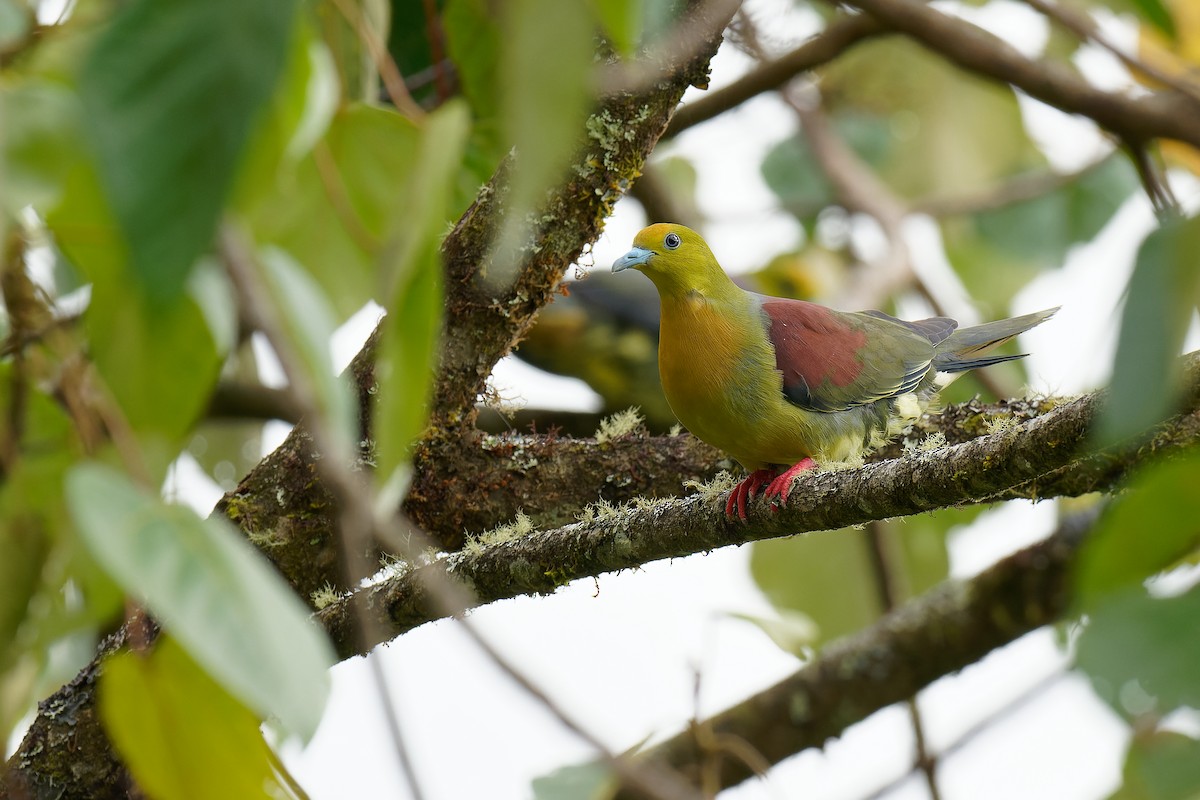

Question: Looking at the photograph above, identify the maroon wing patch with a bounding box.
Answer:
[760,298,868,413]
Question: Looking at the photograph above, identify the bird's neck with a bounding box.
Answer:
[647,260,741,305]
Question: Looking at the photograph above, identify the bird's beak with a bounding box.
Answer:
[612,246,653,273]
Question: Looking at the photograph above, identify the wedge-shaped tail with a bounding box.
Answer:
[933,307,1059,373]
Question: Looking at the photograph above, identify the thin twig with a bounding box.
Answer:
[863,522,942,800]
[1126,139,1181,221]
[860,669,1070,800]
[219,223,431,800]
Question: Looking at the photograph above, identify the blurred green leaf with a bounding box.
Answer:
[100,636,286,800]
[67,463,334,739]
[941,155,1137,317]
[315,0,389,102]
[47,158,224,467]
[973,155,1137,267]
[728,609,818,657]
[1078,585,1200,718]
[751,530,877,643]
[750,509,963,643]
[245,103,421,317]
[0,0,29,50]
[1076,451,1200,603]
[762,111,891,220]
[1113,730,1200,800]
[1090,0,1176,39]
[443,0,501,121]
[493,0,595,269]
[819,37,1044,201]
[235,20,339,211]
[81,0,300,303]
[0,78,83,215]
[532,760,614,800]
[379,100,470,300]
[388,0,446,107]
[0,509,50,675]
[1096,213,1200,448]
[591,0,641,56]
[259,246,359,462]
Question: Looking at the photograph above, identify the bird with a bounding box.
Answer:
[612,223,1057,520]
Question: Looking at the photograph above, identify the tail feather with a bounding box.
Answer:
[932,307,1058,373]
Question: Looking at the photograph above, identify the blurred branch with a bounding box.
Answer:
[839,0,1200,151]
[206,381,300,423]
[664,14,884,137]
[316,353,1200,658]
[630,164,702,229]
[1021,0,1200,105]
[613,513,1094,798]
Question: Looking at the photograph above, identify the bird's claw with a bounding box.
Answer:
[762,458,817,510]
[724,469,776,521]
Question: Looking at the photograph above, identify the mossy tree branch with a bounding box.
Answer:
[315,354,1200,659]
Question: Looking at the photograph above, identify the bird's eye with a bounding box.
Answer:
[664,232,681,250]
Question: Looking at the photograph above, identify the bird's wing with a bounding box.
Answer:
[757,297,944,413]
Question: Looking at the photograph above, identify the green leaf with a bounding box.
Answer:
[492,0,595,272]
[762,111,891,220]
[245,103,421,318]
[376,254,443,491]
[532,760,614,800]
[315,0,389,102]
[1076,451,1200,603]
[1113,730,1200,800]
[443,0,502,122]
[100,637,287,800]
[373,101,469,486]
[0,0,29,51]
[590,0,641,56]
[67,463,334,739]
[0,78,83,215]
[259,246,359,463]
[751,530,878,643]
[81,0,301,303]
[1095,213,1200,448]
[1077,585,1200,718]
[727,610,819,657]
[234,19,340,212]
[1090,0,1175,39]
[818,37,1044,201]
[750,510,960,644]
[941,155,1138,317]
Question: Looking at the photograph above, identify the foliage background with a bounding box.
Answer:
[2,0,1200,798]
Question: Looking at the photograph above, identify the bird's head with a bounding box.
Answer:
[611,224,732,299]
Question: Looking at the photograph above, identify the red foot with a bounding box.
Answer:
[724,469,777,521]
[762,458,817,509]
